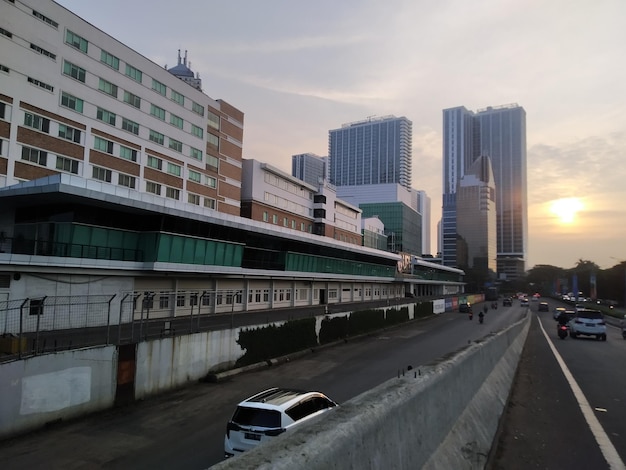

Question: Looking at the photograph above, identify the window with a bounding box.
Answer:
[60,92,83,112]
[169,138,182,152]
[263,212,268,222]
[192,101,204,116]
[148,130,164,145]
[100,50,119,70]
[150,104,165,120]
[190,147,202,161]
[122,118,139,135]
[92,166,112,182]
[152,79,166,96]
[206,155,219,171]
[1,27,13,39]
[123,91,141,109]
[176,295,185,307]
[1,64,10,74]
[146,181,161,195]
[30,44,56,60]
[94,136,114,154]
[24,113,50,133]
[207,110,220,130]
[204,198,216,209]
[272,214,278,224]
[33,10,58,28]
[170,114,183,129]
[191,124,203,138]
[283,217,288,227]
[188,169,201,183]
[29,299,44,316]
[167,162,181,176]
[98,78,118,97]
[56,156,79,174]
[118,174,135,188]
[96,107,116,125]
[21,146,47,165]
[147,155,162,170]
[189,293,199,306]
[65,30,88,53]
[207,132,219,150]
[188,193,200,205]
[27,76,54,92]
[159,293,169,309]
[63,60,86,82]
[58,124,81,143]
[119,145,137,161]
[171,90,184,106]
[205,175,216,188]
[125,64,142,83]
[166,187,180,200]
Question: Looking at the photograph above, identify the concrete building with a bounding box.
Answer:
[241,159,362,246]
[456,155,497,279]
[0,1,243,215]
[329,116,412,191]
[291,152,327,187]
[442,104,527,280]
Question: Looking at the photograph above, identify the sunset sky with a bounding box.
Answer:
[57,0,626,270]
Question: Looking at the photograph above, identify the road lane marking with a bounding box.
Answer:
[538,316,626,470]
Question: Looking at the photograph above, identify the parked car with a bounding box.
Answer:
[459,303,472,313]
[568,309,607,341]
[224,388,338,458]
[538,301,549,312]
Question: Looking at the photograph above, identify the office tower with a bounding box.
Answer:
[291,152,327,187]
[442,104,527,280]
[328,116,412,190]
[456,155,497,278]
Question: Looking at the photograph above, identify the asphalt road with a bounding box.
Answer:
[489,306,626,470]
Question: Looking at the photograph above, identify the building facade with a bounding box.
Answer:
[442,104,527,280]
[291,152,327,187]
[456,155,497,278]
[329,116,412,191]
[0,1,243,215]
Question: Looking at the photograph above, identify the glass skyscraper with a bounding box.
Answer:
[442,104,527,280]
[329,116,412,190]
[291,153,327,187]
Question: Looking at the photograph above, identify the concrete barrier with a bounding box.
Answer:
[212,312,530,470]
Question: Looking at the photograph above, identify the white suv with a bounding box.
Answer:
[568,309,607,341]
[224,388,338,458]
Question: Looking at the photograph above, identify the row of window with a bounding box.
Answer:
[62,27,209,121]
[262,211,313,233]
[21,146,79,174]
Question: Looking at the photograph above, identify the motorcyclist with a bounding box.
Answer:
[557,311,570,328]
[478,310,485,323]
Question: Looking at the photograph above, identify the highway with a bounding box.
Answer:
[1,299,625,469]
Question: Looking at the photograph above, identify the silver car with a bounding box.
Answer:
[568,309,607,341]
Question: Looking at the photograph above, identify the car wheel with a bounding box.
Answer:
[602,334,607,341]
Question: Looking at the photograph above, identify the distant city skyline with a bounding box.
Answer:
[55,0,626,270]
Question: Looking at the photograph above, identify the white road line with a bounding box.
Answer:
[537,316,626,470]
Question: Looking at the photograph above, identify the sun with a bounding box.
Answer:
[550,198,584,224]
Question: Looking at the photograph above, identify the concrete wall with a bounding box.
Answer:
[0,300,449,440]
[0,346,117,440]
[211,312,530,470]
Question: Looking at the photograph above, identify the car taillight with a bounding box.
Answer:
[226,421,241,439]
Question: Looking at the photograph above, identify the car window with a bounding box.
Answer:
[286,397,335,421]
[576,311,603,320]
[232,406,281,428]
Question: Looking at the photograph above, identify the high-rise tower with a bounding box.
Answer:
[442,104,527,280]
[329,116,412,190]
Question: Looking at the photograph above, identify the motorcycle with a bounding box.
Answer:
[478,312,484,324]
[558,324,568,339]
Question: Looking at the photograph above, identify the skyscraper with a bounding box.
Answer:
[442,104,527,280]
[329,116,412,190]
[291,152,327,187]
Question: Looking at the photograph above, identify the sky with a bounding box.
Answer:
[56,0,626,271]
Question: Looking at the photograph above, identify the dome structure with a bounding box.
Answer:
[167,49,202,91]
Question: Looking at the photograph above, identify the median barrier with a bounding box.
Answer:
[212,311,530,469]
